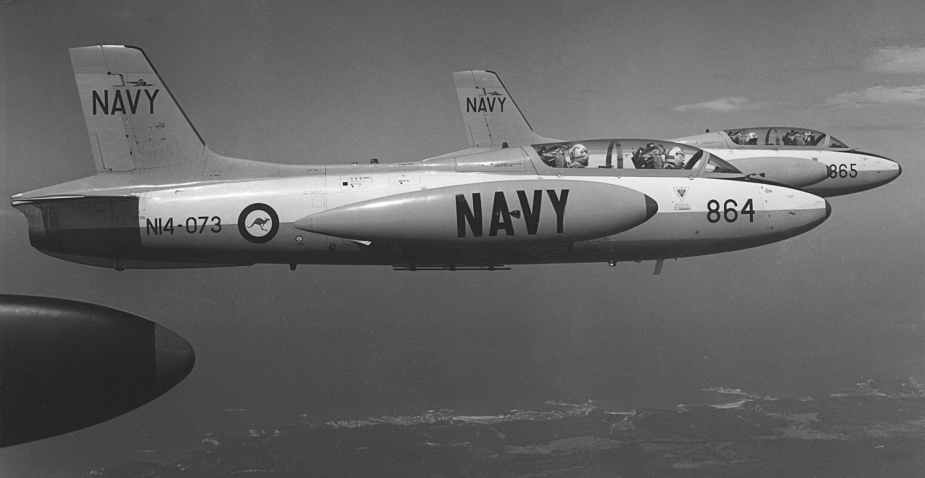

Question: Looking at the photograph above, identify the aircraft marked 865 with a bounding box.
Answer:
[452,71,900,198]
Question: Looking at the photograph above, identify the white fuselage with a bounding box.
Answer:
[671,130,901,197]
[14,149,830,269]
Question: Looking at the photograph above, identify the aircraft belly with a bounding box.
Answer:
[591,207,824,258]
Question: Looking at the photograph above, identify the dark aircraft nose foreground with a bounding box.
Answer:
[0,295,195,447]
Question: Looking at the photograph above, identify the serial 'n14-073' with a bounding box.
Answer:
[11,46,830,272]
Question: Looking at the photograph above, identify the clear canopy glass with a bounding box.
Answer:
[531,139,740,174]
[722,127,850,149]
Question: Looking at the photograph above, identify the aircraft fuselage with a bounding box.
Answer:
[672,129,901,197]
[13,148,829,270]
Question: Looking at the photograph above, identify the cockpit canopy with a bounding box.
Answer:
[724,127,849,149]
[531,139,740,175]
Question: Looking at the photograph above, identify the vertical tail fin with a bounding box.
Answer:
[70,45,206,173]
[454,70,546,148]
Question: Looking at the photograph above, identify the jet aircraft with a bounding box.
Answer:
[453,71,900,197]
[11,46,829,271]
[669,127,901,196]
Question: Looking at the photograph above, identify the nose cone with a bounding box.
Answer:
[762,187,830,240]
[645,195,659,221]
[885,158,902,184]
[807,154,902,197]
[0,295,196,447]
[858,155,902,192]
[155,324,196,395]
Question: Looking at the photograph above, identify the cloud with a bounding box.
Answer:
[864,46,925,74]
[824,85,925,108]
[672,97,766,113]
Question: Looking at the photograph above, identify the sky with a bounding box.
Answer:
[1,1,924,476]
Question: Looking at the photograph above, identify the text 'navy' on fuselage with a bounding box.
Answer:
[456,189,568,238]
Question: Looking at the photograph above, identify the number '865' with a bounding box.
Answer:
[828,164,858,178]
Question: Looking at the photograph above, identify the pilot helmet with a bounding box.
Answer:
[666,147,685,167]
[568,144,589,165]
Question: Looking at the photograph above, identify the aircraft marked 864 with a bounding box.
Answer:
[11,46,830,272]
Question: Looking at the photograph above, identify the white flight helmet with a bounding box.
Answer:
[666,147,685,168]
[568,144,589,166]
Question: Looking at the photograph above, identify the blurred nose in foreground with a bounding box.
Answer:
[0,295,196,448]
[156,323,197,393]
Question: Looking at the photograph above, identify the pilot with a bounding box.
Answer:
[567,144,589,168]
[551,145,569,168]
[784,130,805,146]
[730,130,747,145]
[730,130,758,145]
[665,147,685,168]
[640,143,666,169]
[802,131,816,145]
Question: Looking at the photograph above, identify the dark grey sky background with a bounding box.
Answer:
[1,1,923,476]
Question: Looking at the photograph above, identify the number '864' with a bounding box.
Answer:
[707,199,755,223]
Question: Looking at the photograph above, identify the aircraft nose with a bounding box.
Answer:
[871,155,902,185]
[645,195,659,221]
[888,159,902,182]
[155,324,196,394]
[762,186,830,239]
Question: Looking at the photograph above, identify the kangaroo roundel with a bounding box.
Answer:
[238,204,279,244]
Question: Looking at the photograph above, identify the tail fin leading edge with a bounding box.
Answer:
[70,45,205,173]
[454,70,542,148]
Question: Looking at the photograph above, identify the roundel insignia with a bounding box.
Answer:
[238,203,279,244]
